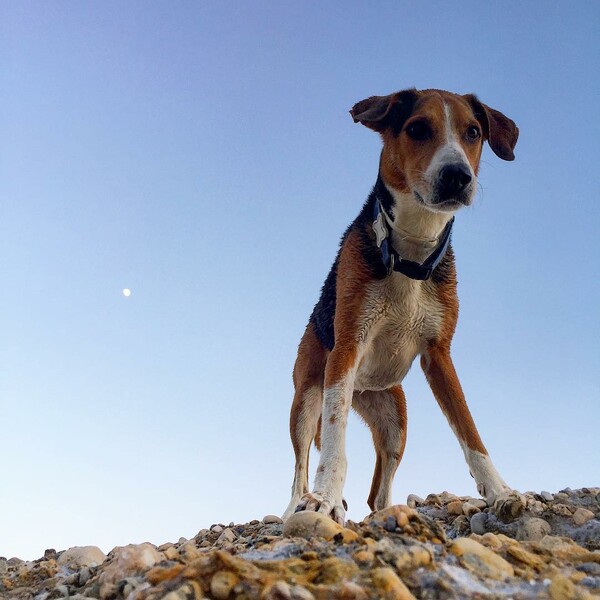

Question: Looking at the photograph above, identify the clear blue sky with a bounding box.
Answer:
[1,1,598,560]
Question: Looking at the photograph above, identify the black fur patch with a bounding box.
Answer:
[309,184,387,351]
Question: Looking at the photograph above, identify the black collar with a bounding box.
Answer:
[372,178,454,281]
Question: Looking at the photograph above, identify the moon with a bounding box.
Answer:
[122,288,132,297]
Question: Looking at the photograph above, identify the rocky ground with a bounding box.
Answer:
[2,487,599,600]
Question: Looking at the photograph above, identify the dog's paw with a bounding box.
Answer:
[294,492,346,525]
[490,490,526,523]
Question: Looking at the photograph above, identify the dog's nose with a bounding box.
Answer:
[438,164,472,199]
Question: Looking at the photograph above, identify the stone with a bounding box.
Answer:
[470,499,489,510]
[370,567,416,599]
[552,503,573,516]
[506,544,545,569]
[282,511,344,541]
[573,508,595,526]
[179,540,202,560]
[217,528,236,544]
[352,549,375,567]
[263,580,293,599]
[549,573,577,600]
[518,517,551,542]
[393,546,432,573]
[480,532,503,549]
[263,514,284,524]
[163,546,179,561]
[537,535,591,560]
[366,505,414,529]
[406,494,424,508]
[470,512,488,535]
[161,581,203,600]
[210,570,239,599]
[97,543,162,599]
[78,567,92,586]
[57,546,107,568]
[447,500,463,515]
[338,582,368,600]
[450,537,514,580]
[210,525,224,533]
[289,585,315,600]
[425,493,442,505]
[540,491,554,502]
[462,502,481,517]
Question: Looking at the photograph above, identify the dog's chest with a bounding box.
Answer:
[354,276,444,391]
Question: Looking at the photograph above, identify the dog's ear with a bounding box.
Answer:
[350,89,418,134]
[464,94,519,161]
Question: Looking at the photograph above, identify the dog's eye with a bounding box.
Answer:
[405,120,431,141]
[466,125,481,141]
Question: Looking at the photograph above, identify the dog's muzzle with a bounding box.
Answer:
[437,164,473,201]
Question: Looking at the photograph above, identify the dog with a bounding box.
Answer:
[282,88,524,525]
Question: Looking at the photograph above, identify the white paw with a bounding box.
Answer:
[294,492,346,525]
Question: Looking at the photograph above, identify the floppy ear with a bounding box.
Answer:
[350,88,418,134]
[464,94,519,161]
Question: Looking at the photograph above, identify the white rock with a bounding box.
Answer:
[57,546,106,568]
[263,514,284,524]
[98,543,162,598]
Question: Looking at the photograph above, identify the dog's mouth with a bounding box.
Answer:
[414,189,472,213]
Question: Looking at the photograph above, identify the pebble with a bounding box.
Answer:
[552,503,573,516]
[339,581,368,599]
[217,528,236,544]
[447,500,463,515]
[470,512,488,535]
[97,542,162,599]
[263,514,284,524]
[370,567,416,599]
[425,493,442,506]
[210,570,239,599]
[282,510,344,541]
[462,501,481,517]
[3,487,598,600]
[450,537,514,580]
[406,494,424,508]
[518,517,551,541]
[573,507,595,525]
[57,546,107,568]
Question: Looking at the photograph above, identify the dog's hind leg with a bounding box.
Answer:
[352,385,407,512]
[282,325,326,521]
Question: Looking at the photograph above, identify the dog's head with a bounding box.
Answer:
[350,88,518,213]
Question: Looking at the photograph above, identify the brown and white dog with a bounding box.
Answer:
[283,88,523,525]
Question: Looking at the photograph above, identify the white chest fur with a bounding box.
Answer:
[354,275,444,391]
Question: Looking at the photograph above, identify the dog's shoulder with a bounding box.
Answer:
[309,190,388,351]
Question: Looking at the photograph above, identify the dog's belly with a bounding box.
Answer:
[354,280,444,391]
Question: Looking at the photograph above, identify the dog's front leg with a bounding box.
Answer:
[421,344,525,521]
[295,348,358,524]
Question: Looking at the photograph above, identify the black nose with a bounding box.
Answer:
[438,164,472,200]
